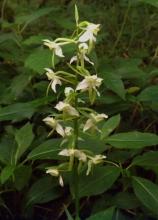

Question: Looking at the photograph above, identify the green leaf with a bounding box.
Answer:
[137,86,158,102]
[86,207,115,220]
[25,49,59,74]
[15,7,57,26]
[0,137,16,164]
[112,192,140,209]
[114,209,131,220]
[101,114,120,139]
[10,73,32,98]
[14,123,34,163]
[0,103,35,121]
[0,96,54,121]
[14,165,32,190]
[139,0,158,7]
[106,132,158,149]
[1,165,15,184]
[27,139,61,160]
[78,166,120,198]
[131,151,158,167]
[103,72,126,100]
[23,35,49,46]
[132,176,158,214]
[25,176,60,208]
[79,133,107,154]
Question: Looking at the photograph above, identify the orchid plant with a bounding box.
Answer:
[43,5,108,219]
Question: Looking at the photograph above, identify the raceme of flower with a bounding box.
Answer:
[83,113,108,132]
[43,6,111,219]
[43,39,64,57]
[55,101,79,117]
[76,75,103,96]
[45,68,62,93]
[43,116,65,137]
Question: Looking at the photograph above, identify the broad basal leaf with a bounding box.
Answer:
[0,96,55,121]
[24,176,60,209]
[102,72,126,100]
[0,165,15,184]
[137,85,158,102]
[132,176,158,214]
[14,123,34,163]
[106,132,158,149]
[25,49,59,74]
[78,166,120,198]
[27,139,61,160]
[131,151,158,167]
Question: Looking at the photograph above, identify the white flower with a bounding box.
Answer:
[64,87,74,97]
[83,113,108,132]
[43,39,64,57]
[46,168,59,176]
[59,148,87,162]
[76,75,103,95]
[70,55,94,66]
[55,101,79,117]
[79,23,100,43]
[86,154,106,175]
[70,43,94,65]
[43,116,65,137]
[45,68,62,93]
[46,168,64,187]
[64,127,73,136]
[79,42,89,51]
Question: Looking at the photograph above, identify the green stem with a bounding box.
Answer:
[73,115,80,219]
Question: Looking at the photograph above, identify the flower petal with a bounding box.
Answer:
[56,123,65,137]
[55,45,64,57]
[70,56,77,64]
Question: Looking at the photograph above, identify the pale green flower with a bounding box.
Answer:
[64,127,73,136]
[46,168,64,187]
[45,68,62,93]
[43,39,64,57]
[55,101,79,117]
[79,23,100,43]
[70,43,94,65]
[43,116,65,137]
[64,87,74,97]
[76,75,103,96]
[86,154,106,175]
[83,113,108,132]
[59,148,87,162]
